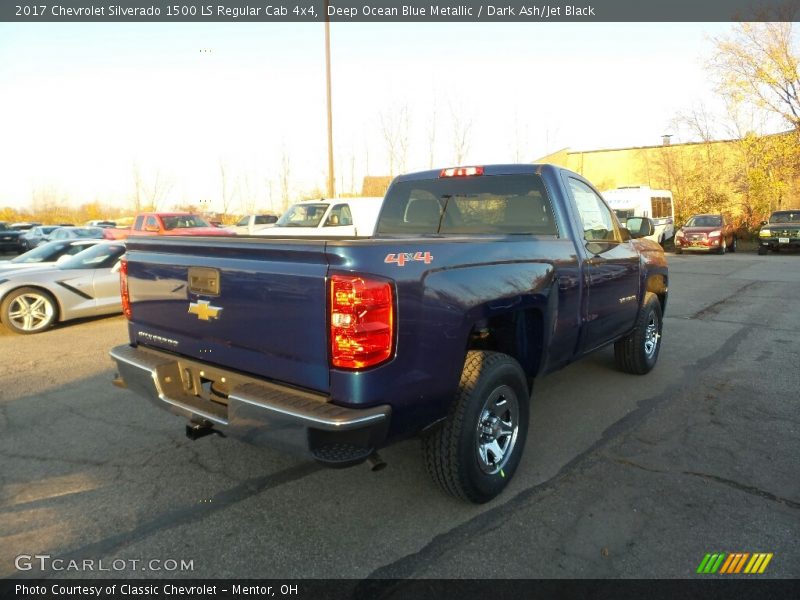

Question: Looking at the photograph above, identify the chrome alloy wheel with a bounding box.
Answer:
[475,384,520,475]
[8,292,55,332]
[644,310,660,358]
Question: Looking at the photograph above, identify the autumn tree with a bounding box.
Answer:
[711,21,800,132]
[704,20,800,229]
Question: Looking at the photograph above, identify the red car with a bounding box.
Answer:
[674,214,737,255]
[104,212,235,240]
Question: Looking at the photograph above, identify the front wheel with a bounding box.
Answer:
[717,238,727,255]
[729,236,737,253]
[1,287,58,334]
[758,245,767,256]
[423,350,529,503]
[614,292,663,375]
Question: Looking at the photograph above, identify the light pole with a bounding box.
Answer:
[324,4,335,198]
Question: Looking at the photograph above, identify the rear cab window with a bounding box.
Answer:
[376,174,558,236]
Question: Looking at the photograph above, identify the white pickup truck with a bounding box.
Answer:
[225,214,279,235]
[254,197,383,237]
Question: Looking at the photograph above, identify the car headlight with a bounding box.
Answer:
[759,229,771,237]
[676,230,684,238]
[708,230,721,237]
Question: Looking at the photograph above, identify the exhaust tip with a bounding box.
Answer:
[366,452,387,472]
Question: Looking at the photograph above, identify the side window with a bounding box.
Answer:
[568,178,620,242]
[145,216,158,229]
[325,204,352,227]
[67,244,86,255]
[339,205,353,226]
[134,216,144,230]
[254,216,268,225]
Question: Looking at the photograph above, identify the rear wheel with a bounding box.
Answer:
[729,236,737,253]
[423,350,529,503]
[1,287,58,334]
[614,292,662,375]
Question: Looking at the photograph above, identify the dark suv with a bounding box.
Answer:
[758,210,800,254]
[0,222,24,253]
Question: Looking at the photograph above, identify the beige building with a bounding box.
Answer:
[536,133,799,226]
[535,137,739,193]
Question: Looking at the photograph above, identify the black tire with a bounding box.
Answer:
[423,350,529,503]
[729,236,737,253]
[758,245,767,256]
[675,248,682,255]
[717,238,727,255]
[0,287,58,334]
[614,292,663,375]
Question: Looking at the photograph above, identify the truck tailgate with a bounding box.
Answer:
[125,237,331,393]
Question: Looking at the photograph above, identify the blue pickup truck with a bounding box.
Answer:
[110,164,668,503]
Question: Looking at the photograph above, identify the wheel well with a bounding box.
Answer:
[466,309,544,381]
[645,274,667,313]
[1,286,61,322]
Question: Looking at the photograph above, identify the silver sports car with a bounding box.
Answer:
[0,241,126,334]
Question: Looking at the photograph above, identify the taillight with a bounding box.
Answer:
[119,258,132,320]
[439,166,484,177]
[329,274,394,369]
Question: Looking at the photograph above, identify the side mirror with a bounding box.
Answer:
[760,220,768,226]
[626,217,655,239]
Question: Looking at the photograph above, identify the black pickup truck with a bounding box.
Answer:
[111,164,668,502]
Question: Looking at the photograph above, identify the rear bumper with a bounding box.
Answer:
[110,344,390,464]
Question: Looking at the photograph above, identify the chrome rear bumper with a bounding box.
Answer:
[110,344,390,463]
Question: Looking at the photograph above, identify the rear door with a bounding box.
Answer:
[564,176,641,350]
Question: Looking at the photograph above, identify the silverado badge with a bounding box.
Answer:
[188,300,222,321]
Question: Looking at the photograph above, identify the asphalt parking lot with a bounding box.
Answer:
[1,250,798,580]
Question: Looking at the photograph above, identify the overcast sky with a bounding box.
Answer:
[0,21,737,212]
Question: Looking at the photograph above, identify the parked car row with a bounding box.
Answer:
[673,209,800,257]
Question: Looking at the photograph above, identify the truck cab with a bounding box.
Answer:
[254,197,384,237]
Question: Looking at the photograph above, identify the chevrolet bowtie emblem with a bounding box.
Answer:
[188,300,222,321]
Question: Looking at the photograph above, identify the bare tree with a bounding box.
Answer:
[146,168,173,210]
[219,159,235,216]
[379,103,410,176]
[280,150,291,211]
[450,104,472,165]
[427,98,438,168]
[132,162,143,213]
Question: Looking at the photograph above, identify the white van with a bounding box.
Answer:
[601,186,674,244]
[254,197,384,237]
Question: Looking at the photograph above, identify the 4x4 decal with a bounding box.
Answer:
[384,252,434,267]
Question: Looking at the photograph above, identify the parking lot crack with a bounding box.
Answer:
[605,455,667,474]
[683,470,800,509]
[689,281,760,320]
